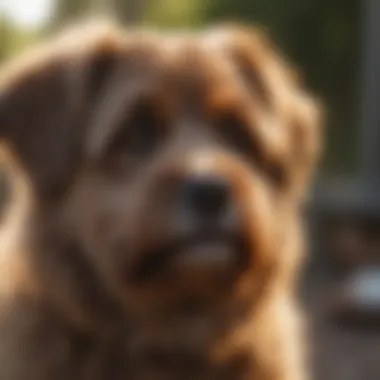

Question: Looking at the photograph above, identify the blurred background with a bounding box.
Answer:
[0,1,379,379]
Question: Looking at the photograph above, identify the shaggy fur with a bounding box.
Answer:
[0,21,321,380]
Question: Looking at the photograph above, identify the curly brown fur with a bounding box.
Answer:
[0,20,321,380]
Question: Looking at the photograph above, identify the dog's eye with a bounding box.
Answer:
[218,113,289,188]
[111,102,164,160]
[218,113,261,162]
[267,161,289,188]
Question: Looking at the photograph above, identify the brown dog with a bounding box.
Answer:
[0,21,321,380]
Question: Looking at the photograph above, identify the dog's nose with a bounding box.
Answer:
[180,175,231,221]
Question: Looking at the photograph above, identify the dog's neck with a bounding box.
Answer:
[75,290,294,380]
[125,314,257,379]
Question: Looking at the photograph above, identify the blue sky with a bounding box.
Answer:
[1,0,53,28]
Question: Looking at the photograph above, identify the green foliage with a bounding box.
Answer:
[144,0,205,28]
[0,17,40,62]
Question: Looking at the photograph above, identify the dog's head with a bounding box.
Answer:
[0,22,321,324]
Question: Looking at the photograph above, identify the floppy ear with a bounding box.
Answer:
[218,25,322,194]
[0,23,125,198]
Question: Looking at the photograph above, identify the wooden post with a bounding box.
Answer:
[360,0,380,194]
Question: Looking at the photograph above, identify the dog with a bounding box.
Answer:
[0,21,321,380]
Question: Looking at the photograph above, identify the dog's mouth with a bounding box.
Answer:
[130,230,249,284]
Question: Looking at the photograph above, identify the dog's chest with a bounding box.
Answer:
[71,336,254,380]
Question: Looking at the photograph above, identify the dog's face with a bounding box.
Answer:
[0,24,320,322]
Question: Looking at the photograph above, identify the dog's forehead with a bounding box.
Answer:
[122,31,247,113]
[86,32,250,158]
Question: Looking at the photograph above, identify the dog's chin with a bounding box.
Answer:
[129,231,249,285]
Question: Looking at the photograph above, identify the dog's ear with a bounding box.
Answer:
[214,25,322,194]
[0,23,125,198]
